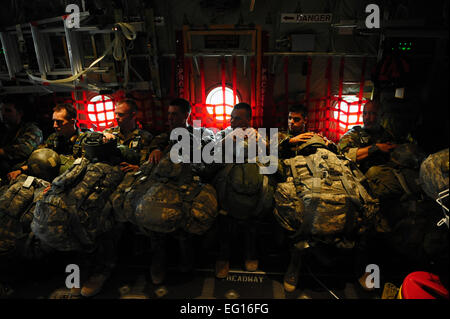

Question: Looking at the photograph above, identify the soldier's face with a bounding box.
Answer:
[168,105,188,130]
[288,112,307,134]
[1,103,22,127]
[114,102,136,129]
[230,108,250,129]
[53,109,75,137]
[363,102,378,129]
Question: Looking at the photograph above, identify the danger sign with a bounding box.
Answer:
[281,13,332,23]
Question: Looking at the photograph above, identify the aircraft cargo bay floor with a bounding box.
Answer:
[2,224,447,299]
[8,265,382,300]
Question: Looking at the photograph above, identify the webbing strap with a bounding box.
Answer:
[338,162,362,208]
[289,156,318,241]
[289,158,301,190]
[304,156,321,193]
[393,169,413,196]
[254,174,269,216]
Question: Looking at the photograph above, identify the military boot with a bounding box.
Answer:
[81,272,110,297]
[216,216,231,279]
[283,247,303,292]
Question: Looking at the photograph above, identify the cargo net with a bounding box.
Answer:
[70,91,123,131]
[189,86,239,133]
[62,90,169,134]
[170,56,263,133]
[311,96,366,142]
[272,56,368,143]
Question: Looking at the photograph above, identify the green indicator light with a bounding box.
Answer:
[402,47,405,50]
[407,47,411,50]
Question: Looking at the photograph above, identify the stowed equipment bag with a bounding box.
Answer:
[0,175,49,255]
[274,135,379,244]
[366,144,426,201]
[133,155,218,235]
[420,148,449,201]
[110,160,156,223]
[31,156,124,252]
[214,162,274,220]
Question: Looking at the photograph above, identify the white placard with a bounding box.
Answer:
[281,13,332,23]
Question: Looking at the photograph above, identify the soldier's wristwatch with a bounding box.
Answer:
[368,144,379,156]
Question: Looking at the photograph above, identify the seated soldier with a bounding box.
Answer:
[338,99,397,173]
[146,98,214,285]
[103,98,153,173]
[148,98,215,164]
[7,103,86,181]
[213,102,270,279]
[0,96,43,182]
[276,104,339,292]
[0,148,63,298]
[278,104,336,158]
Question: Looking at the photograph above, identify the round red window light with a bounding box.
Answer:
[87,95,115,129]
[206,87,239,121]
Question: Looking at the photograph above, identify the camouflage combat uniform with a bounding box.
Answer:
[0,122,43,176]
[277,130,338,160]
[103,126,153,165]
[39,131,87,157]
[338,125,394,173]
[149,125,215,156]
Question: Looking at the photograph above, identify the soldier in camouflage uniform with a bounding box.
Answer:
[0,97,43,183]
[146,98,214,285]
[277,104,336,160]
[338,100,397,174]
[148,98,215,165]
[40,103,81,155]
[213,103,273,279]
[6,103,88,182]
[275,104,341,292]
[103,98,153,173]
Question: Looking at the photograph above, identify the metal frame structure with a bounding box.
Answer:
[0,10,157,94]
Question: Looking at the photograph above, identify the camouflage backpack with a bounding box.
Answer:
[420,148,449,201]
[273,136,379,245]
[213,162,274,220]
[31,156,124,252]
[0,174,49,256]
[133,155,218,235]
[420,148,449,228]
[365,144,426,201]
[110,160,156,224]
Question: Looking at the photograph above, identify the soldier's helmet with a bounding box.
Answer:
[82,131,121,163]
[27,148,61,181]
[391,143,426,169]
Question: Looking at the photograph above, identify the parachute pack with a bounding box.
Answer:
[273,136,379,246]
[0,174,49,256]
[31,157,124,252]
[112,155,218,236]
[213,162,274,220]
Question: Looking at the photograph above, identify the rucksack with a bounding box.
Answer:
[110,160,156,224]
[420,148,449,201]
[134,179,218,235]
[214,162,275,220]
[0,174,49,256]
[113,155,218,236]
[273,140,379,245]
[419,148,449,228]
[31,158,124,252]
